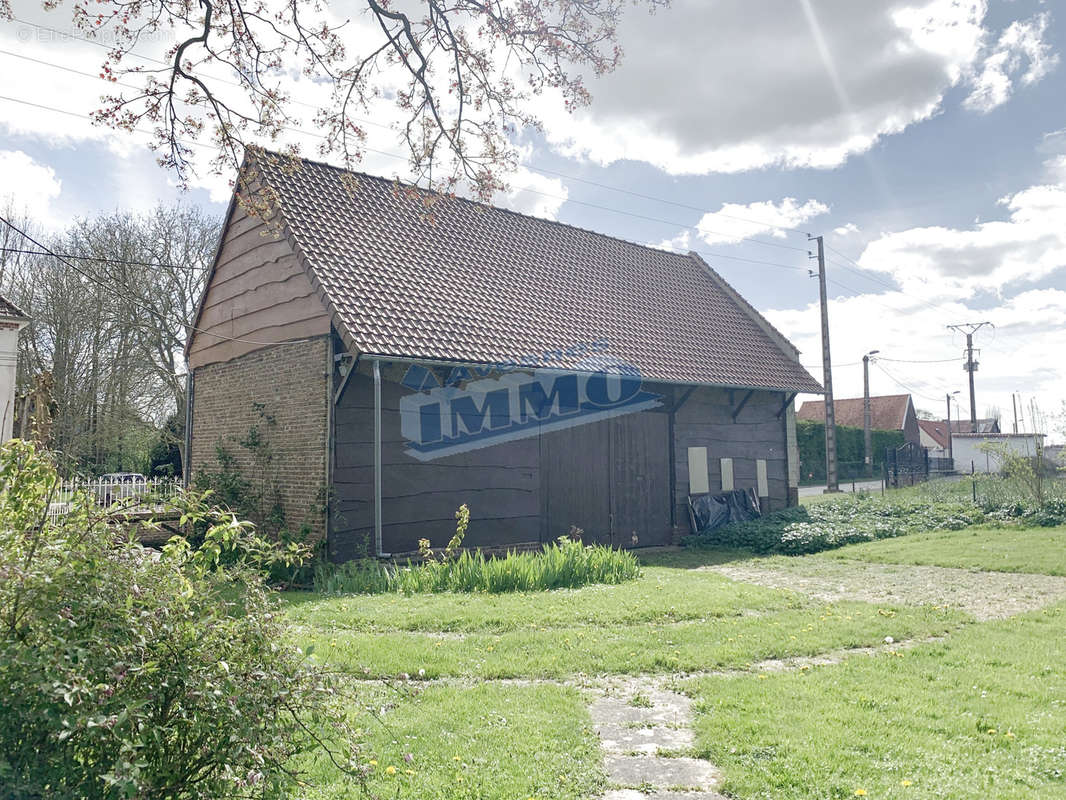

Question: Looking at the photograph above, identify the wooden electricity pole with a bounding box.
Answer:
[811,235,839,492]
[947,322,992,433]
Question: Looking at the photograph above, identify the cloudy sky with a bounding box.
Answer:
[1,0,1064,435]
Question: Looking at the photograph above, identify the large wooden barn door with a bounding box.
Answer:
[610,412,672,547]
[540,421,611,542]
[540,411,671,547]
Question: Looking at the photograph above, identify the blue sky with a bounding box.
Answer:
[1,0,1064,434]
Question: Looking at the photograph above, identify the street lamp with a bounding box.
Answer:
[863,350,880,478]
[946,390,961,461]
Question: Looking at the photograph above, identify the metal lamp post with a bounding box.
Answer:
[862,350,880,478]
[946,390,960,462]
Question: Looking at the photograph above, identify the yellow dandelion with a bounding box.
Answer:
[368,759,378,767]
[901,779,913,787]
[1005,730,1016,739]
[987,728,996,735]
[405,769,416,775]
[385,766,397,776]
[854,790,868,797]
[758,674,768,680]
[453,755,461,762]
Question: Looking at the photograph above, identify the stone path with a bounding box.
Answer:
[587,676,725,800]
[709,560,1066,621]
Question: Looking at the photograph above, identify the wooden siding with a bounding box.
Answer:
[671,385,791,517]
[188,206,331,368]
[329,363,792,560]
[331,361,542,560]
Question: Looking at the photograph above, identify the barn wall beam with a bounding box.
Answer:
[776,392,797,419]
[731,389,755,421]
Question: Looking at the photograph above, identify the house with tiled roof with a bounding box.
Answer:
[797,394,920,445]
[184,151,821,559]
[917,419,950,455]
[918,417,1001,457]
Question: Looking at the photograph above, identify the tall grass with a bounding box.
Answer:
[313,537,641,595]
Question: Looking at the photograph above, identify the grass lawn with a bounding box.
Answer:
[288,551,965,679]
[302,682,604,800]
[825,525,1066,575]
[686,603,1066,799]
[284,526,1066,799]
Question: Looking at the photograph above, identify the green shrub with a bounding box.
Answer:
[683,493,986,556]
[0,441,359,799]
[314,509,641,594]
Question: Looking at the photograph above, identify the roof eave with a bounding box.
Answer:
[356,351,821,394]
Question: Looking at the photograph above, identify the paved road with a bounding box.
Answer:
[798,478,884,497]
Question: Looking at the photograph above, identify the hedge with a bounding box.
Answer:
[797,419,905,483]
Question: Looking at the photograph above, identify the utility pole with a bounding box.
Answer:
[947,322,992,433]
[1012,393,1019,434]
[810,235,839,492]
[946,391,959,461]
[863,350,879,478]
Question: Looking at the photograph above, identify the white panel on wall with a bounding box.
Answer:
[720,457,734,491]
[688,446,709,494]
[757,459,768,497]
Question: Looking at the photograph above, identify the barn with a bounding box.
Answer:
[184,151,822,560]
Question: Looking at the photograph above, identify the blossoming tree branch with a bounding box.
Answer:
[22,0,670,198]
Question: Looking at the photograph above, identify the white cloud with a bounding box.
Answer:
[536,0,990,175]
[834,223,861,237]
[0,150,62,226]
[655,230,692,253]
[964,12,1059,113]
[495,167,569,219]
[695,198,828,245]
[855,183,1066,298]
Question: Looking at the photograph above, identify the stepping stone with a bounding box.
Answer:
[595,722,694,755]
[589,696,690,727]
[604,754,721,790]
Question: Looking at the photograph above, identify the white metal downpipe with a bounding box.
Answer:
[373,358,386,557]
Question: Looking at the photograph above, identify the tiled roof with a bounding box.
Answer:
[797,394,912,430]
[946,418,1000,434]
[252,153,822,393]
[917,419,949,449]
[0,294,28,319]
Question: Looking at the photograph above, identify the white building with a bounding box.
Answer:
[0,296,30,441]
[950,432,1046,474]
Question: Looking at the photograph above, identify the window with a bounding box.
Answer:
[720,457,734,491]
[687,447,709,494]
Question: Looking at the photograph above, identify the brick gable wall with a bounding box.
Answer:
[189,337,330,544]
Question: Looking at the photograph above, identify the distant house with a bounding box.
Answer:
[917,419,950,456]
[797,394,919,444]
[918,417,1001,457]
[184,151,822,560]
[0,295,30,441]
[946,418,1001,435]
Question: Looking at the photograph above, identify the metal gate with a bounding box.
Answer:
[884,441,929,488]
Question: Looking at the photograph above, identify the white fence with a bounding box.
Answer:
[46,476,182,526]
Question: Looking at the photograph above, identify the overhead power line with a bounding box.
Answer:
[872,362,950,404]
[1,20,817,239]
[0,246,194,271]
[0,214,319,349]
[0,42,810,254]
[0,91,813,276]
